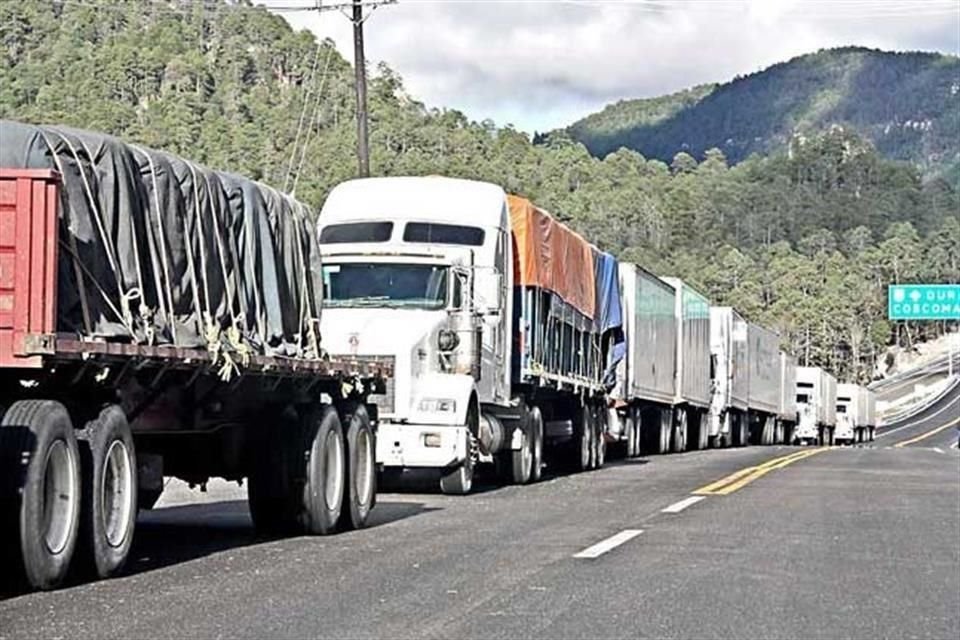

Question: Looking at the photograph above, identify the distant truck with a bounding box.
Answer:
[794,366,838,445]
[609,265,709,456]
[0,122,391,591]
[315,178,622,494]
[708,307,749,447]
[836,384,877,444]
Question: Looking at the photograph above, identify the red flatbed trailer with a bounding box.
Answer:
[0,168,392,591]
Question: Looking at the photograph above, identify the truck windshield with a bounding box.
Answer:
[322,263,448,309]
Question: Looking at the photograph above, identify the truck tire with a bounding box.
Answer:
[504,404,540,485]
[690,411,708,451]
[338,405,376,531]
[508,423,533,484]
[529,406,543,483]
[671,409,687,453]
[658,410,671,454]
[76,406,137,579]
[592,404,606,469]
[577,405,592,471]
[441,402,478,495]
[625,409,638,458]
[0,400,81,590]
[248,409,297,534]
[297,405,346,534]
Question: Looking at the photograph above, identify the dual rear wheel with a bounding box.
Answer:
[248,403,375,535]
[0,400,137,591]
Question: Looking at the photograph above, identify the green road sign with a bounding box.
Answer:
[888,284,960,320]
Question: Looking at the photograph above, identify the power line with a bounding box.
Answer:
[298,0,397,178]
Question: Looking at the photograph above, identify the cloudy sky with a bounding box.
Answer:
[264,0,960,133]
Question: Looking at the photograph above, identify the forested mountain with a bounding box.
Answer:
[561,47,960,183]
[1,1,957,382]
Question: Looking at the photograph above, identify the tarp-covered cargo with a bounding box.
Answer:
[508,195,595,319]
[592,248,625,388]
[747,322,780,415]
[662,277,711,408]
[617,263,676,405]
[0,120,322,365]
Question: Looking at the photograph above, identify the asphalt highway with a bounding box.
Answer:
[1,394,957,640]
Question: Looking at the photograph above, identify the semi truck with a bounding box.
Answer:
[794,366,837,445]
[707,307,749,447]
[0,122,391,591]
[608,263,679,457]
[747,322,783,445]
[315,177,622,494]
[836,384,877,444]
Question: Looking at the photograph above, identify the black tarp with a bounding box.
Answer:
[0,120,323,369]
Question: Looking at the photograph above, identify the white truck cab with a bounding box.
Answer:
[316,177,514,493]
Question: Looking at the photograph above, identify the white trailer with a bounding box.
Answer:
[708,307,749,447]
[661,278,713,452]
[747,322,782,445]
[835,383,860,444]
[608,263,681,457]
[836,384,878,444]
[795,366,837,445]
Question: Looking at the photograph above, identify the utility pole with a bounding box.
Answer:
[304,0,396,178]
[352,0,369,177]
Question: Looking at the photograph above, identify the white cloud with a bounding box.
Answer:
[263,0,960,133]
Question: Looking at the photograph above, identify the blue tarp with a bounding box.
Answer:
[592,248,626,389]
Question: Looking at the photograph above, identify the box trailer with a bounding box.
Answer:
[794,366,837,445]
[778,352,798,443]
[747,322,782,445]
[836,384,878,444]
[608,263,678,457]
[835,383,860,444]
[0,121,391,592]
[314,180,621,494]
[661,278,712,452]
[708,307,749,447]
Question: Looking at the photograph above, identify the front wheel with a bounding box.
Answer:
[441,405,479,495]
[440,433,476,495]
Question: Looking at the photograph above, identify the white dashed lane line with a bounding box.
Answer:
[573,530,644,559]
[661,496,707,514]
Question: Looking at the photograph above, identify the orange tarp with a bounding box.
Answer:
[508,195,596,319]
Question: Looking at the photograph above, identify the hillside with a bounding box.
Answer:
[562,47,960,180]
[0,1,957,382]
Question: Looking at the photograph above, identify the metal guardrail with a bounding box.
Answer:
[879,376,960,426]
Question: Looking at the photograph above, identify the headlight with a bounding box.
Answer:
[438,329,460,352]
[418,398,457,413]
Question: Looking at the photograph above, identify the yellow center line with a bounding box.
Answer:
[693,447,831,496]
[893,416,960,448]
[692,448,821,494]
